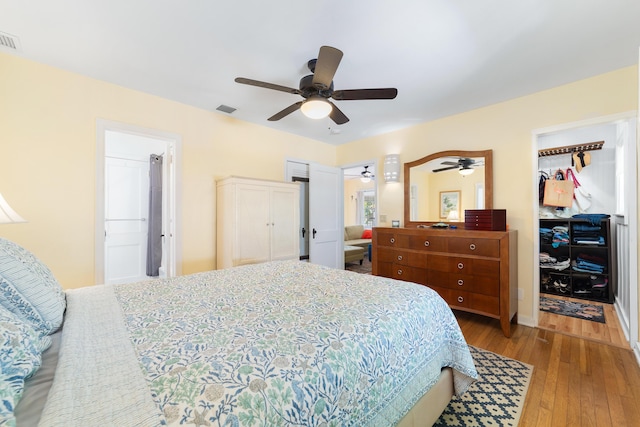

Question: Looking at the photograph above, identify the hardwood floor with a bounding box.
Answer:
[455,310,640,426]
[538,294,627,348]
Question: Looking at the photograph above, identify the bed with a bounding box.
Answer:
[1,237,477,427]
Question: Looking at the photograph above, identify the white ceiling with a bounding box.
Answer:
[2,1,639,145]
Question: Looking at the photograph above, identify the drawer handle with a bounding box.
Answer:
[457,279,464,286]
[457,262,464,270]
[397,255,403,261]
[397,269,403,275]
[469,243,476,251]
[457,296,464,303]
[390,238,395,244]
[424,240,430,247]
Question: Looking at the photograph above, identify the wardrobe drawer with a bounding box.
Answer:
[448,237,499,258]
[445,273,499,297]
[449,258,500,278]
[407,234,446,252]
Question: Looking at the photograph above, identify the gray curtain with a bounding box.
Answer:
[146,154,163,276]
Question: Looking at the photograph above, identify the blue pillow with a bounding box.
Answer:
[0,238,66,336]
[0,305,51,425]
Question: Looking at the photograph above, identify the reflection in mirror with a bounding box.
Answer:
[404,150,493,226]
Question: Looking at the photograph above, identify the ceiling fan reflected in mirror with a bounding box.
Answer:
[433,158,483,176]
[360,166,374,183]
[235,46,398,125]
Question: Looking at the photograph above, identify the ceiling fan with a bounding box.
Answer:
[433,158,482,175]
[234,46,398,125]
[360,166,375,182]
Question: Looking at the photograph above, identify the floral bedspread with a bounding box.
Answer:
[114,260,477,426]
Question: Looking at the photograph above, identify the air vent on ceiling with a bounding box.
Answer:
[216,105,236,114]
[0,31,22,52]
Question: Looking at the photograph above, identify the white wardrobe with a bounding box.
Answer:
[216,176,300,269]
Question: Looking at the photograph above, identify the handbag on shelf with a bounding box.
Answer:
[566,168,592,212]
[543,169,574,208]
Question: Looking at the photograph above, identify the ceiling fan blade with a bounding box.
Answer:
[311,46,343,89]
[267,102,303,121]
[440,161,459,166]
[235,77,300,95]
[432,166,459,173]
[332,88,398,101]
[328,101,349,125]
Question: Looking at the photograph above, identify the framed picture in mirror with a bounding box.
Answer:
[440,190,461,220]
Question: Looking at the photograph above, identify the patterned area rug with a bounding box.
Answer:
[434,346,533,427]
[345,257,372,274]
[540,296,605,323]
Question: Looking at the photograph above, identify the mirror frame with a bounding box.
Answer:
[403,149,493,227]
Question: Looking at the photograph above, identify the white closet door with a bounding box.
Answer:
[309,163,344,269]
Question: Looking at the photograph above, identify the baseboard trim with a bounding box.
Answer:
[517,315,535,328]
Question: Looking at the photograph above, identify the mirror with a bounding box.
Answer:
[403,149,493,227]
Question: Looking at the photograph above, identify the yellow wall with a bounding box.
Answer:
[0,52,335,288]
[1,51,637,333]
[337,65,638,325]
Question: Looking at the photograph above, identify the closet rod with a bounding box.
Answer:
[538,140,604,157]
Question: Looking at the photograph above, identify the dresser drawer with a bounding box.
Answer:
[431,286,499,316]
[426,269,449,287]
[376,247,428,267]
[426,254,451,272]
[449,257,500,278]
[430,286,470,309]
[448,237,499,258]
[390,264,428,285]
[407,234,446,252]
[375,231,411,248]
[468,293,500,316]
[445,273,499,297]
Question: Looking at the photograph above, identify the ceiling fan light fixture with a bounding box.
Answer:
[301,96,332,119]
[459,166,474,176]
[360,165,374,183]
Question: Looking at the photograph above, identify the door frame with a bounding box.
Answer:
[341,159,379,228]
[530,111,637,350]
[95,119,183,284]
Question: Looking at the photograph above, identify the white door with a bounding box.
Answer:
[104,157,149,284]
[98,124,180,285]
[309,163,344,268]
[298,180,310,258]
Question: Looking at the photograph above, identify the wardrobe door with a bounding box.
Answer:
[235,184,271,266]
[270,186,300,262]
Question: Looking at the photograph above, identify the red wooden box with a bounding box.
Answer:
[464,209,507,231]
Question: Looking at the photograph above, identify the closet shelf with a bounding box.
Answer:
[538,141,604,157]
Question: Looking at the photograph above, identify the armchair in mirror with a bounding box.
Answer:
[403,149,493,227]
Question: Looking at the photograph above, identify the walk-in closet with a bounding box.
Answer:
[535,116,636,348]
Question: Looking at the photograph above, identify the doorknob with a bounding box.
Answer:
[312,228,317,239]
[302,227,306,238]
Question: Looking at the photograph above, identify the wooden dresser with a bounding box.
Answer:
[372,227,518,337]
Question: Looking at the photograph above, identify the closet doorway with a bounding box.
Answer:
[95,120,182,285]
[533,112,637,349]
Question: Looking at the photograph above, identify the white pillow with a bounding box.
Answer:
[0,238,66,336]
